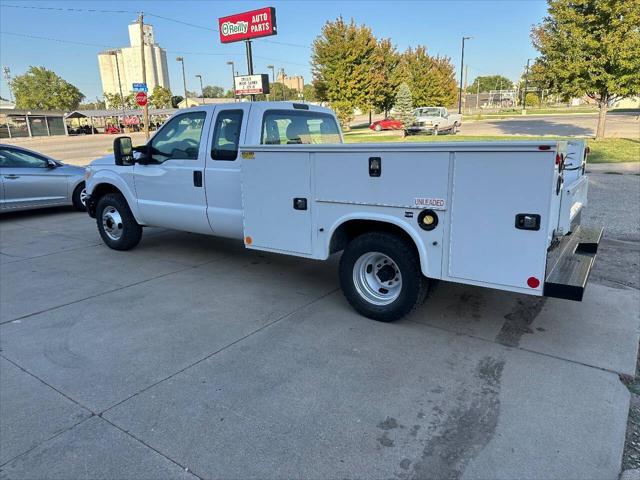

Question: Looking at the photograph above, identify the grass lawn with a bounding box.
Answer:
[342,131,639,163]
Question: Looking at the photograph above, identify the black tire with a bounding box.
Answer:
[71,183,87,211]
[96,193,142,250]
[339,232,429,322]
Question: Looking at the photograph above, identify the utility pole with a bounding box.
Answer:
[226,61,236,102]
[176,57,187,105]
[2,66,13,103]
[195,74,205,104]
[458,36,472,114]
[245,40,255,101]
[138,12,150,140]
[475,79,480,111]
[267,65,275,102]
[108,51,126,122]
[521,58,531,115]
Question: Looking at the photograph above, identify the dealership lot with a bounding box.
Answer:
[1,172,639,479]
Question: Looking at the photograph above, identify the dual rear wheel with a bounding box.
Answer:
[339,232,429,322]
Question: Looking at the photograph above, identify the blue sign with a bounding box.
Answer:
[132,83,148,92]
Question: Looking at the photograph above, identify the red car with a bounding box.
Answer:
[105,125,121,134]
[369,117,403,131]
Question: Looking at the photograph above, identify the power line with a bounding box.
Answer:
[0,3,311,49]
[0,31,309,67]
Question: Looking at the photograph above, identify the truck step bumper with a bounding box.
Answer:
[544,226,603,301]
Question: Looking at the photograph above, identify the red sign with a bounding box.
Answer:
[218,7,277,44]
[135,91,147,107]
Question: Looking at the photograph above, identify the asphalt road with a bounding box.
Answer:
[2,113,639,166]
[462,112,640,137]
[0,172,638,479]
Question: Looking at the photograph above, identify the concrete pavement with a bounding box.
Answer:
[0,183,638,479]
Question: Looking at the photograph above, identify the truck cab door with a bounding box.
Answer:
[134,110,211,233]
[204,105,250,239]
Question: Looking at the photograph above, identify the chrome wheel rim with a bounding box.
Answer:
[79,188,88,206]
[102,206,123,241]
[353,252,402,306]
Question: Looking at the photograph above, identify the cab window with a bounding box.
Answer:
[261,110,341,145]
[150,112,206,162]
[211,110,243,161]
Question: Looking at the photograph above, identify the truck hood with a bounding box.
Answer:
[90,154,116,166]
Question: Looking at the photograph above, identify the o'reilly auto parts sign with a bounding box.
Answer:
[219,7,277,43]
[234,74,270,95]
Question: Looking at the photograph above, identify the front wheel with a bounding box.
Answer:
[374,124,382,132]
[96,193,142,250]
[72,183,87,211]
[339,232,429,322]
[452,123,459,134]
[433,126,439,136]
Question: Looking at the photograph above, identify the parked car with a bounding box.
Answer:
[407,107,462,135]
[105,125,121,134]
[369,117,403,131]
[0,144,87,212]
[85,102,600,322]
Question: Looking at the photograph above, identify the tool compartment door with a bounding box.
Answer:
[448,151,554,289]
[241,150,313,255]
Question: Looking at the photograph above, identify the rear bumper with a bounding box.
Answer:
[543,225,603,301]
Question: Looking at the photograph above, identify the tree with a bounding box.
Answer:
[202,85,225,98]
[531,0,640,138]
[302,84,317,102]
[11,66,84,110]
[312,17,377,128]
[149,86,172,108]
[467,75,514,93]
[370,38,401,116]
[78,100,106,110]
[104,92,137,109]
[394,82,414,137]
[400,47,457,108]
[525,92,540,107]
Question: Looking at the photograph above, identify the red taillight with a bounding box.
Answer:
[556,153,562,165]
[527,277,541,289]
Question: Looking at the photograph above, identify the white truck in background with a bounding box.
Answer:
[408,107,463,135]
[85,102,601,321]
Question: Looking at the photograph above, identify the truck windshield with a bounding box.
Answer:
[261,110,341,145]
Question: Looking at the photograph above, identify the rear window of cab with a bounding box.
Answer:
[261,110,341,145]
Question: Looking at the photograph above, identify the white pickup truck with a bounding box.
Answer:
[85,102,601,321]
[407,107,463,135]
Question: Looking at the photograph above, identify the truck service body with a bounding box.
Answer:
[85,102,601,321]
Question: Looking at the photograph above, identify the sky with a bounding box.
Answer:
[0,0,548,102]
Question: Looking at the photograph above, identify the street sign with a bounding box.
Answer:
[135,91,148,107]
[132,83,148,93]
[234,74,270,95]
[218,7,277,44]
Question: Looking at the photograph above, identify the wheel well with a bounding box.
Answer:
[329,220,417,256]
[87,183,122,216]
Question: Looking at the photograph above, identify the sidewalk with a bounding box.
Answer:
[587,162,640,175]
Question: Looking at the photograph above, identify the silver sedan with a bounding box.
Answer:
[0,144,87,213]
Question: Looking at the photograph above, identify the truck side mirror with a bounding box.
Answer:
[114,137,133,166]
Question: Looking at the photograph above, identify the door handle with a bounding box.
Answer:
[3,174,19,180]
[193,170,203,187]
